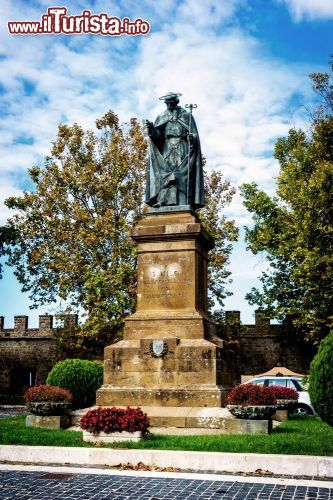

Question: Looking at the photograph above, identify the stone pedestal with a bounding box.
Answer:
[26,414,69,429]
[273,409,289,422]
[82,430,143,443]
[97,210,230,408]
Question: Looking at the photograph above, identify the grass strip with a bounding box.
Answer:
[0,415,332,456]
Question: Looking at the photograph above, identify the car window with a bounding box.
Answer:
[267,379,287,387]
[289,379,302,391]
[250,379,265,385]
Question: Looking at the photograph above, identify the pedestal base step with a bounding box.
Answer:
[70,406,272,434]
[96,387,224,407]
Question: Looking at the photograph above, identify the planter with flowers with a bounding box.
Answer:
[24,385,73,416]
[24,385,73,429]
[80,406,150,443]
[268,385,299,421]
[227,384,277,420]
[268,385,299,409]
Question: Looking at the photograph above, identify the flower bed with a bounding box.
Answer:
[268,386,299,408]
[24,385,73,416]
[80,406,150,443]
[24,385,73,403]
[268,385,298,401]
[227,384,277,406]
[227,384,277,420]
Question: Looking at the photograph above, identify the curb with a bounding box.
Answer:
[0,445,332,478]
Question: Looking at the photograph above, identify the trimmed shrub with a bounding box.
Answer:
[24,385,73,403]
[268,386,299,401]
[309,331,333,426]
[227,384,276,406]
[46,359,103,409]
[80,407,150,434]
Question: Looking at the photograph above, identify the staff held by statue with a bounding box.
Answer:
[185,103,197,206]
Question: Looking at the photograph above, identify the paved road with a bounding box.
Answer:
[0,468,332,499]
[0,406,26,419]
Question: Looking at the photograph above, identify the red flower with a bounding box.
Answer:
[268,385,299,401]
[227,384,277,406]
[80,406,150,434]
[24,385,73,403]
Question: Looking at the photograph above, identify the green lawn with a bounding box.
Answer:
[0,415,332,456]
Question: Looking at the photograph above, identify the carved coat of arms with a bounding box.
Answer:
[150,339,168,358]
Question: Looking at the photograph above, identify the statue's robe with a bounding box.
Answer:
[145,106,204,209]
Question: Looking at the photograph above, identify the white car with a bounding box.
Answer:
[242,376,315,416]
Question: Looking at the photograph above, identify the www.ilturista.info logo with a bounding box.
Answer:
[8,7,150,36]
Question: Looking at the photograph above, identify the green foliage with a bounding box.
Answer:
[301,375,309,391]
[309,56,333,120]
[5,111,147,341]
[240,62,333,344]
[199,168,238,319]
[52,318,116,360]
[0,225,17,279]
[309,331,333,426]
[46,358,103,409]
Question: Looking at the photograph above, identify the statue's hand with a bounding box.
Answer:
[145,120,154,136]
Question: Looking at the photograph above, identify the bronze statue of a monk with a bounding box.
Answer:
[145,92,204,210]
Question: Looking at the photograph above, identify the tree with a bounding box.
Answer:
[240,60,333,344]
[3,110,237,354]
[5,111,147,346]
[0,225,16,279]
[309,331,333,426]
[199,168,238,320]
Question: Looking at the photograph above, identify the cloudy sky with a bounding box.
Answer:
[0,0,332,327]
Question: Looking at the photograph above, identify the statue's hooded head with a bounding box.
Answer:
[159,92,182,110]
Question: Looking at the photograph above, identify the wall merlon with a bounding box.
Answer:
[255,310,270,328]
[14,315,28,332]
[55,314,78,328]
[224,310,241,337]
[0,314,79,338]
[225,311,241,325]
[39,315,53,331]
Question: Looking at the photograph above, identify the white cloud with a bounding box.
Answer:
[0,0,319,319]
[130,26,311,225]
[279,0,333,20]
[0,181,23,225]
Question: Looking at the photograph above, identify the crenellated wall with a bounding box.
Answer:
[218,310,315,379]
[0,315,54,338]
[0,314,78,395]
[0,311,314,396]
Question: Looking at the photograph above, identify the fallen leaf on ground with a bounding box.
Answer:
[254,468,274,475]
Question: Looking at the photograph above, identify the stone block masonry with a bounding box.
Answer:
[0,306,313,397]
[219,310,314,378]
[97,211,233,408]
[0,314,77,395]
[26,414,69,429]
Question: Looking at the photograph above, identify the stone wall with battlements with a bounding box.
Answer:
[0,314,78,395]
[0,311,314,396]
[218,310,315,378]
